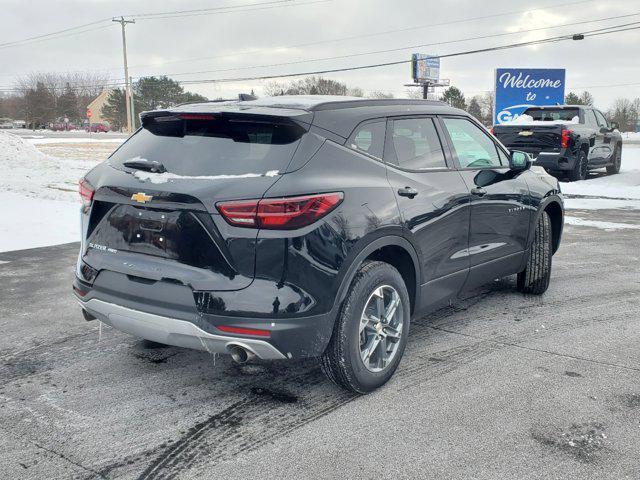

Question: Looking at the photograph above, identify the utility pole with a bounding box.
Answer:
[129,76,136,130]
[112,16,135,133]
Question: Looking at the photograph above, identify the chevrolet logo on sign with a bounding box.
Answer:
[131,192,153,203]
[518,130,534,136]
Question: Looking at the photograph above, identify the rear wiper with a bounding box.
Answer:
[122,159,167,173]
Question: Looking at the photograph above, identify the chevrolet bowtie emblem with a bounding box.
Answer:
[518,130,534,136]
[131,192,153,203]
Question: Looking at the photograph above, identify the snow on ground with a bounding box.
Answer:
[0,131,102,252]
[0,130,100,202]
[0,192,80,252]
[28,137,126,145]
[561,145,640,211]
[621,131,640,143]
[564,216,640,231]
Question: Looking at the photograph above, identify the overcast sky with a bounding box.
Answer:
[1,0,639,108]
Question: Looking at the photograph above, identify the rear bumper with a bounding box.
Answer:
[532,152,576,171]
[79,298,287,360]
[73,274,336,360]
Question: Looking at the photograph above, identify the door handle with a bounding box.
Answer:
[470,187,487,197]
[397,187,419,198]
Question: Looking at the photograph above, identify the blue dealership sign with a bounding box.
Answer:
[494,68,565,124]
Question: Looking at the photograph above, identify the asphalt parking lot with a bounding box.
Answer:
[1,207,639,480]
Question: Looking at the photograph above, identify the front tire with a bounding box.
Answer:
[606,144,622,175]
[320,261,410,394]
[568,150,588,182]
[517,211,552,295]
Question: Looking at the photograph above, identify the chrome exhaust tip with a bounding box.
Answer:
[228,345,255,364]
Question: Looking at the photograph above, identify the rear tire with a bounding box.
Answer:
[517,211,552,295]
[606,144,622,175]
[568,150,588,182]
[320,261,410,394]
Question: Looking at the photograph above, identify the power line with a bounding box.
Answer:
[0,22,114,50]
[0,21,637,92]
[169,24,640,85]
[0,0,324,51]
[124,0,599,70]
[127,0,296,19]
[154,13,640,78]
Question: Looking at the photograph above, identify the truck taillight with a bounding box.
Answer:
[79,179,94,208]
[561,129,572,149]
[217,192,343,230]
[489,127,494,136]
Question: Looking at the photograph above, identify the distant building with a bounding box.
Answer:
[86,89,112,126]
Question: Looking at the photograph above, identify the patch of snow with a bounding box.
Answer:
[0,130,98,202]
[564,197,640,210]
[0,192,80,252]
[561,146,640,211]
[564,216,640,231]
[27,137,124,145]
[621,131,640,143]
[504,114,579,126]
[132,169,280,184]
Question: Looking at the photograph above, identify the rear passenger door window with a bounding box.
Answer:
[441,117,503,169]
[389,117,447,170]
[347,121,386,159]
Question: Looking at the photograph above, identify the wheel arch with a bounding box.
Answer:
[538,197,563,254]
[334,236,421,315]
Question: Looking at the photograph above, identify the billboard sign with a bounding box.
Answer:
[412,54,440,83]
[494,68,565,124]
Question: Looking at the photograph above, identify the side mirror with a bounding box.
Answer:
[610,122,619,131]
[509,150,531,171]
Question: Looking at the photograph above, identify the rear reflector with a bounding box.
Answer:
[217,325,271,337]
[79,178,94,208]
[73,285,88,297]
[217,192,343,230]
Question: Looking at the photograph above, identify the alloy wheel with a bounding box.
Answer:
[359,285,404,372]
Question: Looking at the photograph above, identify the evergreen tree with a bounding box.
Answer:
[101,89,128,130]
[57,83,79,121]
[440,86,467,110]
[565,92,581,105]
[24,82,55,128]
[467,96,483,121]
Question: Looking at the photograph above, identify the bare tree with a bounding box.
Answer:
[261,76,363,97]
[367,91,394,99]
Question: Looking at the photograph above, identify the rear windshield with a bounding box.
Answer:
[109,115,306,176]
[522,108,580,122]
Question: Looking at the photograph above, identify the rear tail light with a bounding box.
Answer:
[177,113,217,120]
[217,192,343,230]
[561,129,572,149]
[489,127,494,135]
[79,179,94,208]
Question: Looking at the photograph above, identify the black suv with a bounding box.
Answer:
[74,96,564,393]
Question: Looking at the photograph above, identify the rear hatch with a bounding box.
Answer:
[493,124,564,157]
[493,107,579,157]
[83,109,309,291]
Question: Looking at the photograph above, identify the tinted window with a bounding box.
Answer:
[348,121,385,159]
[442,117,502,168]
[594,110,608,128]
[110,115,306,176]
[390,118,446,170]
[523,107,579,122]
